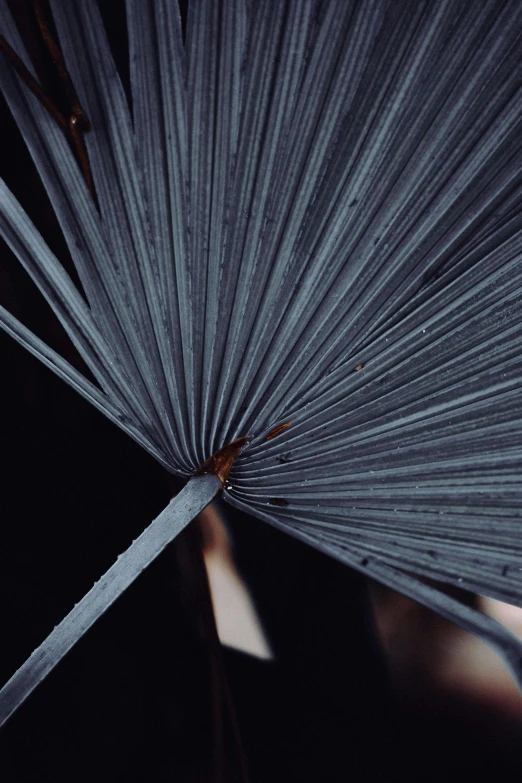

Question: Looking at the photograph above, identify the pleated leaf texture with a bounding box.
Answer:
[2,0,522,720]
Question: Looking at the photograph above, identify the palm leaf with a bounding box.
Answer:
[1,0,522,727]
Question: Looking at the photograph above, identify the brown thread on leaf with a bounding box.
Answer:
[33,0,94,195]
[193,436,251,492]
[0,35,67,128]
[0,1,94,196]
[265,421,291,440]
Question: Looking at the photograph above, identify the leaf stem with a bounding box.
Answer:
[0,473,221,729]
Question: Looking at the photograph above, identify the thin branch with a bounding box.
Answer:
[0,474,221,729]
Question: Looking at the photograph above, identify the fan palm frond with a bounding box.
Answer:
[1,0,522,726]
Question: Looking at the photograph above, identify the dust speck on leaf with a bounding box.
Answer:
[269,497,288,506]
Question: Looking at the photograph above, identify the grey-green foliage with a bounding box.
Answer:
[1,0,522,724]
